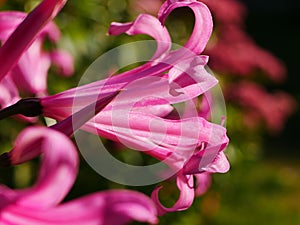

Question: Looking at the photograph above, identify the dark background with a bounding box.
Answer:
[240,0,300,156]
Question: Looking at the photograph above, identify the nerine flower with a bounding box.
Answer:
[0,126,158,225]
[0,0,230,214]
[42,0,228,214]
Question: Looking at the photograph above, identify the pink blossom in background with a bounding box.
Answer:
[129,0,162,15]
[0,127,158,225]
[200,0,286,82]
[227,81,296,134]
[0,0,73,112]
[201,0,247,26]
[199,0,296,133]
[0,11,73,96]
[0,0,69,81]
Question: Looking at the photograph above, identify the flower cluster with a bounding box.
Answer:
[0,0,229,224]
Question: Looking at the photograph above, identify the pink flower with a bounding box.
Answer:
[0,10,73,97]
[42,0,228,214]
[0,126,158,225]
[0,0,69,81]
[0,0,230,214]
[0,1,73,124]
[200,0,247,26]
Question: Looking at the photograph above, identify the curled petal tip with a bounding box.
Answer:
[151,174,195,216]
[158,0,213,54]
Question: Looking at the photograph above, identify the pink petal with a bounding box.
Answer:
[0,76,20,108]
[50,50,74,76]
[151,173,194,215]
[41,56,216,120]
[158,0,213,54]
[0,11,66,95]
[0,185,19,208]
[182,120,229,175]
[51,90,121,137]
[1,127,157,224]
[194,172,212,196]
[81,99,228,170]
[109,14,171,62]
[183,149,230,175]
[41,76,228,172]
[203,151,230,173]
[1,190,157,225]
[8,127,78,209]
[0,12,26,40]
[168,55,217,97]
[0,0,67,81]
[11,40,51,95]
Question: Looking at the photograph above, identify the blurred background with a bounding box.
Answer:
[0,0,299,224]
[241,0,300,157]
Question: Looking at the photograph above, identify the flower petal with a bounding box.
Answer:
[50,50,74,76]
[0,11,67,95]
[109,14,171,62]
[194,172,211,196]
[0,0,67,81]
[183,148,230,175]
[41,57,216,121]
[151,173,194,215]
[168,55,217,97]
[158,0,213,54]
[0,12,26,40]
[11,40,51,95]
[8,127,78,209]
[1,190,158,225]
[0,76,20,108]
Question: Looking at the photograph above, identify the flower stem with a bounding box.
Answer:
[0,98,43,120]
